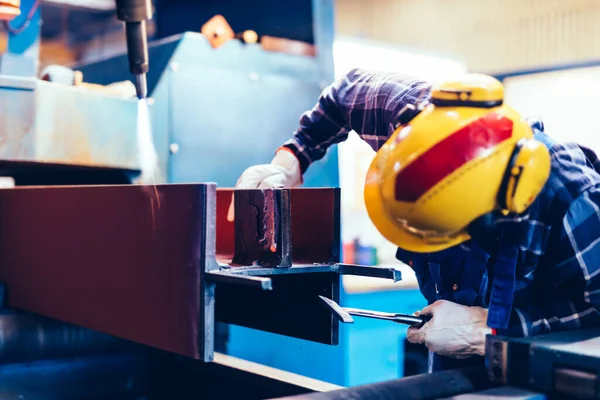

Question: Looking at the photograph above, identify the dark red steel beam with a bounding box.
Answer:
[0,184,213,359]
[215,188,340,266]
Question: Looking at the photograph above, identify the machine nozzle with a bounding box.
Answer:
[134,73,147,100]
[115,0,152,99]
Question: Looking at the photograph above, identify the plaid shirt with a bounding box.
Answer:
[283,68,600,337]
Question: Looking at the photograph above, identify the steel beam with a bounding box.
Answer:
[0,183,215,360]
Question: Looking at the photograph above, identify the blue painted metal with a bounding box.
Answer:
[343,288,427,386]
[493,59,600,81]
[227,284,350,385]
[77,32,339,187]
[1,0,41,77]
[0,76,140,171]
[227,321,348,386]
[227,288,428,386]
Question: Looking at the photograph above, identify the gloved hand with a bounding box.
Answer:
[227,149,302,221]
[406,300,492,359]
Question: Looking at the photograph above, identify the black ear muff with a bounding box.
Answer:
[467,211,503,253]
[497,139,526,212]
[394,103,424,128]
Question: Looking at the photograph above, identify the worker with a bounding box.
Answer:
[231,68,600,371]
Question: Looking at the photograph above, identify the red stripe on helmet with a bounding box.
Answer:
[394,113,514,203]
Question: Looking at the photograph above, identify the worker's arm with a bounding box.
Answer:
[234,68,428,189]
[281,68,429,174]
[228,69,428,219]
[496,144,600,337]
[496,189,600,337]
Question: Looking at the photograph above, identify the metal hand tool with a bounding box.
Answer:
[318,296,431,327]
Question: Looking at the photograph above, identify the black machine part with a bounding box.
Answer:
[115,0,152,98]
[486,328,600,399]
[318,296,430,327]
[272,365,494,400]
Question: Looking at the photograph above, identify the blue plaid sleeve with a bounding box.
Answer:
[498,144,600,337]
[281,68,429,173]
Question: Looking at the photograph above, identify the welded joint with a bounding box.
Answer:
[232,189,291,268]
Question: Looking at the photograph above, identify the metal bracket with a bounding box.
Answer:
[0,282,6,309]
[207,271,273,291]
[207,263,402,293]
[232,189,291,268]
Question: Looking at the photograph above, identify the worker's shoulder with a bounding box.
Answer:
[344,67,430,88]
[533,131,594,166]
[535,132,600,201]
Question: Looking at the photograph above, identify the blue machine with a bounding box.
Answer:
[77,32,339,187]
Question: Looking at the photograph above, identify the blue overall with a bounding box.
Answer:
[395,127,586,372]
[396,243,491,371]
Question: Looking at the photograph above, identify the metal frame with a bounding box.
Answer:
[493,59,600,82]
[1,0,41,77]
[0,183,215,360]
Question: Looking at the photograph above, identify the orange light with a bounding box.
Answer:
[0,0,20,21]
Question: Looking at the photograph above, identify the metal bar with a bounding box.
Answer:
[0,184,214,360]
[317,295,354,324]
[0,309,131,365]
[215,264,402,280]
[217,265,337,276]
[272,365,495,400]
[0,353,146,400]
[207,271,273,291]
[335,264,402,281]
[343,308,428,326]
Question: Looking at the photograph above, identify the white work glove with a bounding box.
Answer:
[227,149,302,221]
[406,300,492,359]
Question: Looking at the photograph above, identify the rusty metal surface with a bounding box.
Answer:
[232,189,291,268]
[216,188,340,266]
[0,183,213,359]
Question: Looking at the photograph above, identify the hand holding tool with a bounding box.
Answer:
[318,296,430,327]
[406,299,492,358]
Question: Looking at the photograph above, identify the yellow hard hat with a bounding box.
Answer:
[365,74,551,253]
